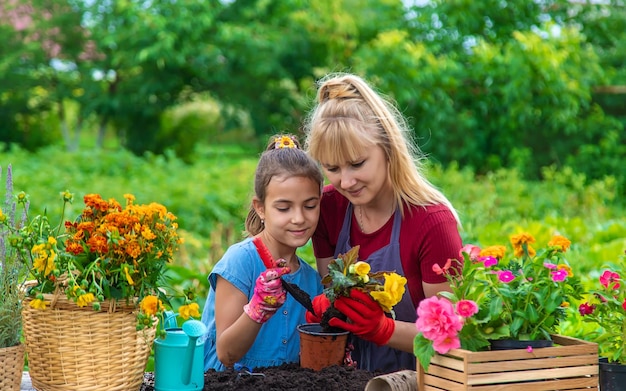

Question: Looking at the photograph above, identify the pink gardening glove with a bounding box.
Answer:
[243,264,291,323]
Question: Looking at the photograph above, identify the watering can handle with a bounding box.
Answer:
[162,310,178,329]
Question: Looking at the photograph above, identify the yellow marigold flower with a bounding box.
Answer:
[179,303,201,319]
[47,236,57,246]
[29,298,50,310]
[0,208,6,223]
[141,226,156,240]
[77,293,95,307]
[140,295,162,316]
[480,245,506,260]
[557,264,574,277]
[124,193,136,204]
[561,301,570,308]
[32,244,56,275]
[124,264,135,285]
[548,235,571,252]
[370,273,407,312]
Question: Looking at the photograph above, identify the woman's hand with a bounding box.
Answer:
[328,289,395,346]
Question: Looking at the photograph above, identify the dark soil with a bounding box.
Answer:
[140,363,383,391]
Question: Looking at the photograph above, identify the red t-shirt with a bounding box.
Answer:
[312,185,463,306]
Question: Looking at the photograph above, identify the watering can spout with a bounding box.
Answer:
[181,320,208,385]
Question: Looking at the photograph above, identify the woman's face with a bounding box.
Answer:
[321,145,390,206]
[255,175,321,252]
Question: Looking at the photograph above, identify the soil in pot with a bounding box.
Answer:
[140,363,384,391]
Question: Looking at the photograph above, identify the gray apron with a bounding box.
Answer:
[334,204,417,372]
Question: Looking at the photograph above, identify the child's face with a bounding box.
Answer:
[257,175,320,252]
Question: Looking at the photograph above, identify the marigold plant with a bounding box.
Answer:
[413,232,584,371]
[321,246,407,328]
[2,189,198,331]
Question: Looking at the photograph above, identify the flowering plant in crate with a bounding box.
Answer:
[413,232,584,370]
[320,245,407,330]
[578,249,626,363]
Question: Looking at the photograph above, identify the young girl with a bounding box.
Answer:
[303,73,463,372]
[201,135,324,371]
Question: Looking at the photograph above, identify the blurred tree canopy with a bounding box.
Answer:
[0,0,624,191]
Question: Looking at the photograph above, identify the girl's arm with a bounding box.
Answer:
[214,276,262,367]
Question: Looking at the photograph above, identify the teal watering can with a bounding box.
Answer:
[154,311,207,391]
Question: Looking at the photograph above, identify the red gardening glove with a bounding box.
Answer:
[305,294,331,323]
[243,266,290,324]
[328,289,395,346]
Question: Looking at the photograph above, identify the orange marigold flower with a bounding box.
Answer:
[511,233,536,257]
[548,235,571,252]
[480,245,506,260]
[140,295,163,316]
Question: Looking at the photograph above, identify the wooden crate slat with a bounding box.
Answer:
[465,375,598,391]
[418,335,599,391]
[430,353,466,371]
[422,374,468,391]
[466,354,598,373]
[467,366,598,385]
[426,363,467,382]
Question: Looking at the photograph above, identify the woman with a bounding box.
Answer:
[303,73,463,372]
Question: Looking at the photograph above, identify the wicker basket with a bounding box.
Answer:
[0,343,25,391]
[22,294,156,391]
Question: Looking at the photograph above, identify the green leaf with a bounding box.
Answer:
[413,334,435,372]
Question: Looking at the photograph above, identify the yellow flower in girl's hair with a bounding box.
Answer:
[274,136,296,149]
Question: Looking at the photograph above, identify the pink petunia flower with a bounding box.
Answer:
[456,300,479,318]
[460,244,481,261]
[432,258,452,275]
[480,256,498,268]
[497,270,515,283]
[543,262,557,269]
[600,270,620,290]
[578,302,596,316]
[551,269,568,282]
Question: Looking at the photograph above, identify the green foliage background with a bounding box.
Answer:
[3,145,625,311]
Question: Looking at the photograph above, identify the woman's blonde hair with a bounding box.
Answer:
[244,134,324,236]
[303,73,460,223]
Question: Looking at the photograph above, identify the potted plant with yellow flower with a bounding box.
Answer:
[298,246,407,370]
[0,165,29,391]
[414,232,598,390]
[5,185,194,391]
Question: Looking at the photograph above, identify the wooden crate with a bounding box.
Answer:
[417,335,598,391]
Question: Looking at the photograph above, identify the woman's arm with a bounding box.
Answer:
[214,276,262,367]
[386,281,453,352]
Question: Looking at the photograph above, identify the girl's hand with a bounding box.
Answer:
[243,266,291,323]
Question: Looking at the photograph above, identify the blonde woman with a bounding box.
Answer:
[303,73,463,372]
